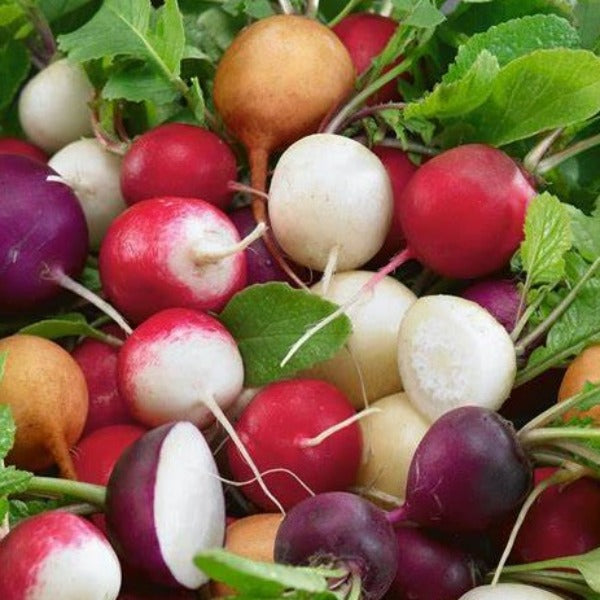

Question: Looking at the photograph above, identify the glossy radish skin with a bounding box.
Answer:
[0,512,121,600]
[459,583,564,599]
[396,407,532,532]
[227,379,362,510]
[275,492,397,600]
[397,295,516,421]
[269,134,393,271]
[106,422,225,589]
[461,279,521,332]
[333,14,402,105]
[0,155,88,313]
[398,144,535,279]
[386,527,482,600]
[72,325,135,436]
[99,197,246,323]
[0,137,47,162]
[120,123,237,209]
[118,308,244,428]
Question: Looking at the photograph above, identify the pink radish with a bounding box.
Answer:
[106,422,225,589]
[72,325,135,436]
[0,137,47,162]
[0,511,121,600]
[227,378,362,511]
[120,123,238,210]
[99,197,255,324]
[332,13,403,105]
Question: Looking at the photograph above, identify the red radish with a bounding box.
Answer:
[0,137,47,162]
[106,422,225,589]
[72,325,135,436]
[227,379,362,511]
[99,197,250,324]
[332,13,403,105]
[462,279,522,333]
[120,123,237,210]
[0,511,121,600]
[0,155,88,313]
[18,58,94,153]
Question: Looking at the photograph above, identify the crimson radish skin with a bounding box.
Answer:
[275,492,397,600]
[99,197,247,323]
[118,308,244,428]
[106,422,225,589]
[0,137,47,162]
[120,123,237,209]
[397,295,516,421]
[49,138,127,248]
[459,584,564,599]
[0,512,121,600]
[461,279,521,332]
[0,155,88,313]
[269,134,393,271]
[18,58,94,153]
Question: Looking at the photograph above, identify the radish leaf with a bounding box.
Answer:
[0,406,14,461]
[19,313,121,345]
[0,467,32,497]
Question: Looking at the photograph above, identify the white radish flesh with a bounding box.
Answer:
[459,584,565,599]
[268,134,393,271]
[398,295,516,421]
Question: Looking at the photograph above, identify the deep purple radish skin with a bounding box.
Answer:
[275,492,398,600]
[0,155,88,312]
[461,279,521,332]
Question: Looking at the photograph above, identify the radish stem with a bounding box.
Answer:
[523,128,564,174]
[193,222,266,265]
[537,132,600,174]
[25,476,106,508]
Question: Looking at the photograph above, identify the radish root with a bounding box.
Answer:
[193,222,267,265]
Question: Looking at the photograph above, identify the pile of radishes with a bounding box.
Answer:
[2,1,600,599]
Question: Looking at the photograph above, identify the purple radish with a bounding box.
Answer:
[388,406,532,532]
[461,279,521,333]
[106,421,225,589]
[274,492,398,600]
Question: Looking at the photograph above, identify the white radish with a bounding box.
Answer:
[268,134,393,271]
[398,295,516,421]
[18,58,94,153]
[48,138,126,248]
[459,584,565,599]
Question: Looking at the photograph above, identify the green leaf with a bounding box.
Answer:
[18,313,119,344]
[219,284,352,387]
[521,193,572,287]
[0,4,25,27]
[39,0,98,23]
[574,0,600,50]
[0,39,30,111]
[0,351,6,381]
[103,63,179,104]
[189,76,205,124]
[0,496,8,523]
[194,548,338,597]
[445,14,580,83]
[567,205,600,262]
[0,466,32,496]
[0,406,15,461]
[392,0,445,28]
[405,50,499,119]
[153,0,185,75]
[465,49,600,146]
[244,0,275,19]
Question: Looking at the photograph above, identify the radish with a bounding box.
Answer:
[274,492,398,600]
[459,584,564,599]
[48,138,127,249]
[99,197,253,323]
[18,58,94,153]
[305,271,416,407]
[71,325,135,436]
[0,137,47,162]
[397,295,516,421]
[462,279,522,333]
[332,13,403,105]
[120,123,238,210]
[106,422,225,589]
[268,134,393,272]
[0,334,88,478]
[227,378,362,511]
[0,511,121,600]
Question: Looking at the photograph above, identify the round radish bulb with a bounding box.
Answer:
[398,144,535,279]
[106,422,225,589]
[227,379,361,511]
[304,271,416,407]
[0,137,47,162]
[118,308,244,428]
[462,279,521,332]
[49,138,127,249]
[0,511,121,600]
[72,325,135,436]
[120,123,237,209]
[18,58,94,154]
[269,134,393,271]
[332,14,403,105]
[275,492,397,600]
[99,197,247,323]
[459,584,564,599]
[386,527,483,600]
[391,406,532,532]
[397,295,516,421]
[0,155,88,313]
